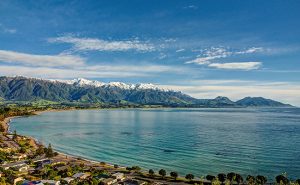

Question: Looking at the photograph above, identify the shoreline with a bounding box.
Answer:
[3,107,299,182]
[2,108,124,169]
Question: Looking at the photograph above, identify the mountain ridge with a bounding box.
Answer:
[0,76,293,107]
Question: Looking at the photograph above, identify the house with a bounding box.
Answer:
[35,159,52,167]
[112,172,125,181]
[22,180,44,185]
[41,180,60,185]
[62,177,74,183]
[11,154,27,161]
[101,178,117,185]
[72,172,90,180]
[55,165,69,172]
[13,164,29,172]
[2,160,27,170]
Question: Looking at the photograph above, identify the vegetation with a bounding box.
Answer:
[185,173,194,181]
[217,173,226,183]
[158,169,166,179]
[148,169,154,177]
[170,171,178,180]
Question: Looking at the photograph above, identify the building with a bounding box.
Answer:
[11,154,27,161]
[2,161,27,170]
[112,172,125,181]
[72,172,90,180]
[41,180,60,185]
[101,178,117,185]
[62,177,74,183]
[14,164,29,172]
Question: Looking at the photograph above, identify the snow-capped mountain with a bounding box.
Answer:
[55,78,167,91]
[0,76,292,107]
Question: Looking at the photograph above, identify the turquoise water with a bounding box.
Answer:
[10,108,300,179]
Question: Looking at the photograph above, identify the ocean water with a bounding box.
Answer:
[10,108,300,180]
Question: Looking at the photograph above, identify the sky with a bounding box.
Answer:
[0,0,300,105]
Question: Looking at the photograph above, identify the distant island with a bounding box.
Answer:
[0,76,293,108]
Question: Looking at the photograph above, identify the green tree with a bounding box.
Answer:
[256,175,267,185]
[246,175,255,185]
[218,173,226,183]
[132,166,141,171]
[45,143,54,157]
[158,169,166,179]
[206,175,216,182]
[185,174,194,181]
[235,174,243,184]
[13,130,17,140]
[170,171,178,180]
[148,169,154,177]
[212,178,221,185]
[275,175,289,185]
[227,172,236,182]
[35,145,45,156]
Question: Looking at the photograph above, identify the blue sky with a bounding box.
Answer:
[0,0,300,105]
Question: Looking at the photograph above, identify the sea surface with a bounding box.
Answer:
[10,108,300,179]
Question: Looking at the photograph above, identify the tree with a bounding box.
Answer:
[218,173,226,183]
[114,164,119,169]
[296,179,300,185]
[45,143,54,157]
[227,172,236,182]
[246,175,255,185]
[13,130,17,140]
[158,169,166,179]
[170,171,178,180]
[185,174,194,181]
[35,145,45,156]
[149,169,154,177]
[256,175,267,185]
[235,174,243,184]
[131,166,141,171]
[212,178,221,185]
[206,175,216,182]
[275,175,289,185]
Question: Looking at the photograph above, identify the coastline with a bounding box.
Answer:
[4,107,300,182]
[2,108,123,168]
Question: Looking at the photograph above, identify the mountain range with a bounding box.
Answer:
[0,76,292,107]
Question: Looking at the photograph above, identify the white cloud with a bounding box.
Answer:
[48,36,155,52]
[0,50,85,67]
[184,5,198,9]
[0,23,16,34]
[208,62,262,70]
[186,47,231,65]
[158,53,167,59]
[0,65,151,79]
[185,46,264,70]
[236,47,263,54]
[176,49,185,52]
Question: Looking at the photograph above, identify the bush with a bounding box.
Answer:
[158,169,166,178]
[185,174,194,181]
[206,175,216,181]
[275,175,289,184]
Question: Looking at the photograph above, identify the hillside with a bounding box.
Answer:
[0,76,293,107]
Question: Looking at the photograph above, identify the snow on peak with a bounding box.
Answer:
[55,78,167,91]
